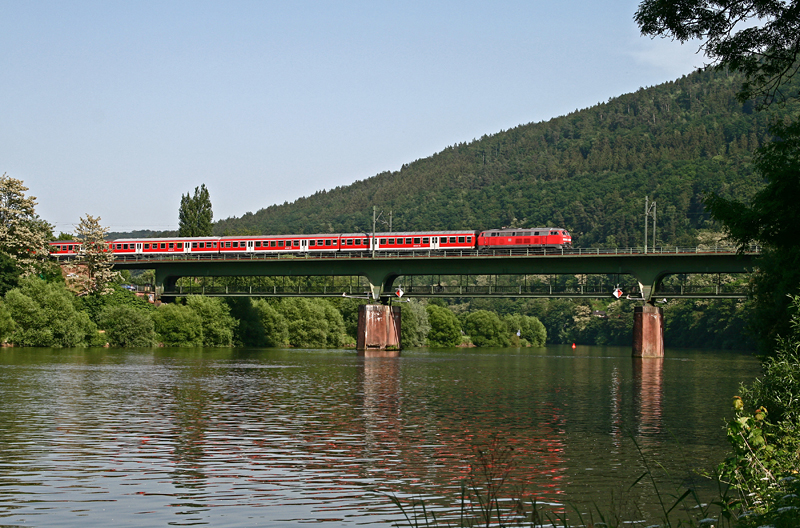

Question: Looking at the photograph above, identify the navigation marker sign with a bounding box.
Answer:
[395,287,404,298]
[612,288,623,299]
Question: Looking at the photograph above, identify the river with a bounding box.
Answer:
[0,345,759,526]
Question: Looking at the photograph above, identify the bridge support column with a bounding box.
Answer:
[633,304,664,357]
[357,305,401,353]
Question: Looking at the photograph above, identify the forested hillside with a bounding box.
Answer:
[214,68,799,247]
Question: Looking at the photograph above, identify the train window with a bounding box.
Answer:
[325,240,331,246]
[191,242,197,249]
[144,244,150,249]
[224,242,230,248]
[363,239,368,245]
[433,237,438,243]
[255,241,261,248]
[200,242,206,248]
[413,237,420,244]
[332,240,337,245]
[551,231,557,235]
[309,240,316,247]
[491,232,497,237]
[122,244,127,250]
[168,243,174,249]
[346,239,353,246]
[158,243,164,249]
[422,237,429,244]
[211,242,217,248]
[449,237,456,243]
[458,237,465,243]
[177,243,183,249]
[380,238,387,244]
[467,236,472,242]
[405,238,412,244]
[293,240,299,246]
[277,241,284,247]
[388,238,395,244]
[318,240,323,246]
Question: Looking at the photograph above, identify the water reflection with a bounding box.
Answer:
[0,346,757,526]
[633,357,664,440]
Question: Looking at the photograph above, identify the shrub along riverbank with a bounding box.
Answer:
[0,274,758,350]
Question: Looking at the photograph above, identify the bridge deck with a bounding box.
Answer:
[109,246,760,302]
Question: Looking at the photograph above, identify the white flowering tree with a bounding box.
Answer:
[71,214,117,295]
[0,173,53,276]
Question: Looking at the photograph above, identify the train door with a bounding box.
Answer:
[431,236,440,250]
[135,243,142,254]
[183,241,191,253]
[301,240,308,253]
[246,240,254,253]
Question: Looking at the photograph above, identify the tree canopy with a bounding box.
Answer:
[72,214,116,295]
[0,174,53,276]
[636,0,800,108]
[179,184,213,237]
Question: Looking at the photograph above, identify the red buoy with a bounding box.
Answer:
[572,343,576,349]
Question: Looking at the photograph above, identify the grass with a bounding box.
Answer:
[387,434,741,528]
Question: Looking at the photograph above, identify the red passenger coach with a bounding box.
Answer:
[123,238,191,255]
[186,238,220,254]
[338,233,372,252]
[477,228,572,250]
[373,231,476,251]
[49,241,81,257]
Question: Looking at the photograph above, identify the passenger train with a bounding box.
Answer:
[49,227,572,258]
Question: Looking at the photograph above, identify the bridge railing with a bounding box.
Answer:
[111,245,761,263]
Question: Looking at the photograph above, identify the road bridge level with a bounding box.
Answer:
[113,247,759,357]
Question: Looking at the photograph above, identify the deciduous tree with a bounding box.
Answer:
[0,174,53,276]
[179,184,213,237]
[5,277,99,347]
[635,0,800,108]
[186,295,237,347]
[100,305,157,347]
[71,214,116,295]
[425,304,462,347]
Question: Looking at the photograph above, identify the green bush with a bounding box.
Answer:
[504,313,547,347]
[224,297,267,346]
[463,310,510,347]
[277,298,335,348]
[5,277,97,347]
[252,299,289,347]
[401,300,430,347]
[186,296,237,347]
[425,304,461,347]
[80,286,154,325]
[152,303,204,347]
[0,298,14,343]
[100,305,156,347]
[718,296,800,527]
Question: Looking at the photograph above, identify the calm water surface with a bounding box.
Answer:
[0,346,759,526]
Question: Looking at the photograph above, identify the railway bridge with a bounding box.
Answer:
[113,246,759,356]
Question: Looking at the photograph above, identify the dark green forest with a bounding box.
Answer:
[213,68,798,246]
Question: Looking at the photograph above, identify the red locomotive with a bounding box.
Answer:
[49,227,571,258]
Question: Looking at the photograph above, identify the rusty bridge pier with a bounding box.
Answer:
[632,303,664,357]
[356,304,401,355]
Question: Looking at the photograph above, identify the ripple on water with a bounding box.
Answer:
[0,346,758,526]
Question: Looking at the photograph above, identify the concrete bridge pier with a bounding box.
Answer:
[632,303,664,357]
[356,304,401,353]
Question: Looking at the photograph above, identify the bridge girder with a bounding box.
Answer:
[114,252,758,303]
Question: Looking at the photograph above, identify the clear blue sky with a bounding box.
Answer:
[1,0,702,233]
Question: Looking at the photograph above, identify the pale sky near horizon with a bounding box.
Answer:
[1,0,703,233]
